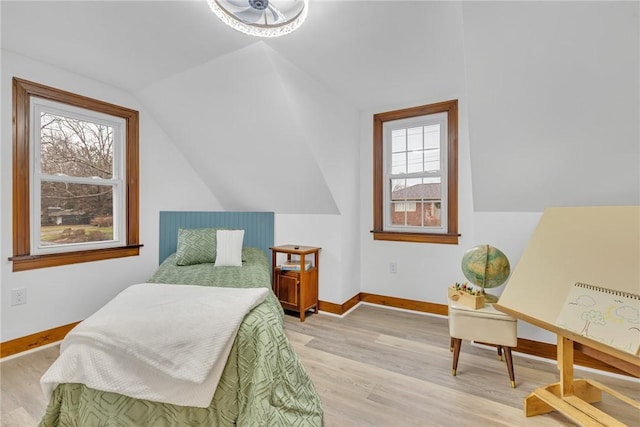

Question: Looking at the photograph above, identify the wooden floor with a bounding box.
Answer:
[2,304,639,426]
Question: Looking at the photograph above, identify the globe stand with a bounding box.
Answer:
[483,291,499,303]
[481,276,500,303]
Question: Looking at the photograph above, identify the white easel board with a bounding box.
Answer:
[495,206,640,425]
[496,206,640,359]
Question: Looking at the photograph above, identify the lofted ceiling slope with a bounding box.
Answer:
[137,41,345,214]
[3,1,638,213]
[1,1,253,92]
[462,1,639,211]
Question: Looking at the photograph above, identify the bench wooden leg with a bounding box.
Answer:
[504,346,516,388]
[451,338,462,376]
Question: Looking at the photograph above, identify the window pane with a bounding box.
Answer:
[40,181,114,247]
[424,148,440,172]
[391,152,406,174]
[417,177,441,199]
[421,178,442,227]
[406,204,423,226]
[407,126,423,151]
[390,202,407,226]
[391,129,406,153]
[406,177,422,188]
[407,150,423,173]
[390,178,406,200]
[40,112,113,179]
[424,201,442,227]
[424,124,440,149]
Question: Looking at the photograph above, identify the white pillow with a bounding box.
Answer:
[214,229,245,267]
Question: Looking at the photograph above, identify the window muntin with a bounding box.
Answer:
[372,100,458,244]
[11,77,141,271]
[31,98,126,255]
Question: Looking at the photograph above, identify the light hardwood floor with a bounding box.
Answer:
[2,304,639,426]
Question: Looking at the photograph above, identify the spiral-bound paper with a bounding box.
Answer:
[555,282,640,355]
[574,282,640,300]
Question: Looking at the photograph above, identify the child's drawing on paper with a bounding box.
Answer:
[579,310,606,336]
[556,283,640,355]
[568,295,606,336]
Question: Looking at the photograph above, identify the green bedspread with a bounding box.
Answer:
[39,248,323,426]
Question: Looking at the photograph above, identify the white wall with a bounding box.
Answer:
[275,214,344,304]
[463,1,639,211]
[0,50,221,341]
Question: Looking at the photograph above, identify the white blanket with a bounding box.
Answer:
[41,283,269,408]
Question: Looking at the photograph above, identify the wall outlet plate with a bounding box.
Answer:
[11,288,26,305]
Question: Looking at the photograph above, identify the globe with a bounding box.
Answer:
[461,245,510,302]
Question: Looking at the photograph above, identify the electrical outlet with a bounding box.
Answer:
[11,288,26,306]
[389,261,397,274]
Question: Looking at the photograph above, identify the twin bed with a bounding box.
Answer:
[38,211,323,426]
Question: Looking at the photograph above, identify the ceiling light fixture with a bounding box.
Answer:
[207,0,309,38]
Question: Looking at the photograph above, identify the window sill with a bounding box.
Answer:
[9,244,143,272]
[371,231,459,245]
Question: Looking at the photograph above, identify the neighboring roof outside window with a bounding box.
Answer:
[391,183,441,201]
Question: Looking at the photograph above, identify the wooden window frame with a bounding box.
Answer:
[11,77,141,271]
[372,100,459,244]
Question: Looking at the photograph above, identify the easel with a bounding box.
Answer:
[493,304,640,426]
[493,206,640,426]
[526,336,639,426]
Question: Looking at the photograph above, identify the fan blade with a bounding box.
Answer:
[219,1,253,14]
[266,4,287,24]
[234,7,265,24]
[225,0,251,8]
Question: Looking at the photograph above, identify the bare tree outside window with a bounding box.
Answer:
[39,113,116,246]
[40,113,113,178]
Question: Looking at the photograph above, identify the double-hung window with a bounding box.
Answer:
[373,100,459,244]
[11,78,141,271]
[32,98,126,254]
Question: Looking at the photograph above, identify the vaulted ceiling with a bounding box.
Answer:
[2,0,464,110]
[3,1,638,213]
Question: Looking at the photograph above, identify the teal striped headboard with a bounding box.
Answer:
[159,211,275,264]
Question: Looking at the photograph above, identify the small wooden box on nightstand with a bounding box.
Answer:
[270,245,320,322]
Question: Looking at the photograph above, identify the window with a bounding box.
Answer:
[394,202,417,212]
[11,78,141,271]
[372,100,458,244]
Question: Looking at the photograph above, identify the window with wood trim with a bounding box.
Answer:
[373,100,459,244]
[11,78,141,271]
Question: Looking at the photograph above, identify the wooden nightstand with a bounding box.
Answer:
[270,245,320,322]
